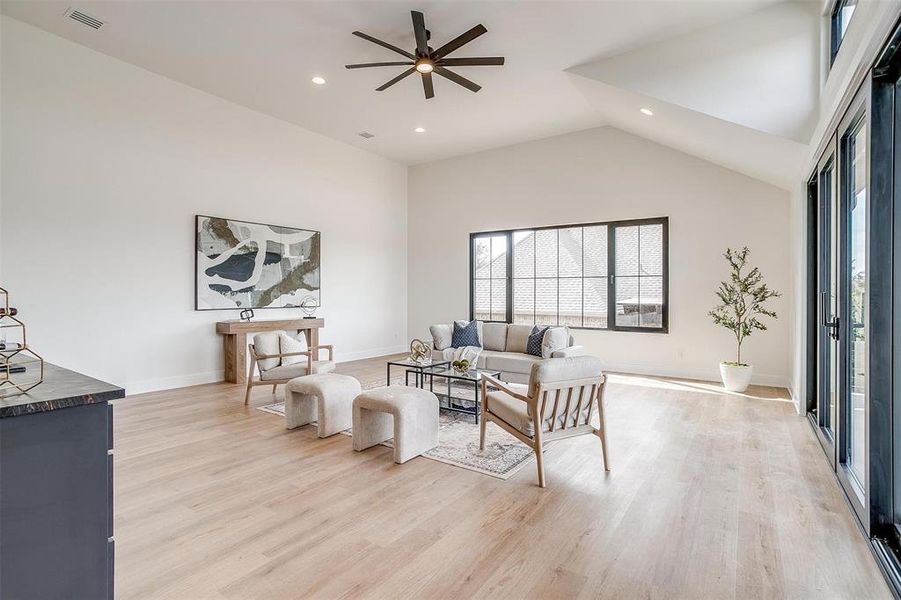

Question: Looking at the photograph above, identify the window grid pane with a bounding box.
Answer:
[472,219,664,331]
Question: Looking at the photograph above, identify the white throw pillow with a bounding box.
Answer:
[253,332,281,371]
[541,327,570,358]
[430,323,453,350]
[279,332,308,365]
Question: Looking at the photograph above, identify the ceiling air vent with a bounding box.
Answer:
[358,131,375,139]
[65,8,105,30]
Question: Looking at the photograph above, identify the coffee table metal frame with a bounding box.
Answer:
[386,358,450,389]
[415,366,501,424]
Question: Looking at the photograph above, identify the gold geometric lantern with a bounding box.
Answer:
[0,287,44,397]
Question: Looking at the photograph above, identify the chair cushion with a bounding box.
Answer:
[482,322,508,352]
[486,385,534,436]
[430,324,453,351]
[279,332,307,365]
[452,320,481,348]
[505,324,532,353]
[484,352,541,374]
[260,360,335,381]
[541,327,570,358]
[526,326,549,357]
[253,331,281,371]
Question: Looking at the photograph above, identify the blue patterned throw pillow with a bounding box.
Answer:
[526,326,549,357]
[451,320,481,348]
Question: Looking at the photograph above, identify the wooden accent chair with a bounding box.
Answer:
[244,331,335,405]
[480,356,609,487]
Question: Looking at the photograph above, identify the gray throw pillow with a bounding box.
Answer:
[541,327,570,358]
[430,324,453,350]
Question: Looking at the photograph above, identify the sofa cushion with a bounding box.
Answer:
[526,326,548,357]
[430,324,453,350]
[253,331,281,371]
[485,351,541,374]
[541,327,569,358]
[452,319,481,348]
[506,324,532,353]
[455,320,483,347]
[482,322,508,351]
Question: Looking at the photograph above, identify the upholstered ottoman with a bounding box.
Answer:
[352,386,439,464]
[285,373,362,437]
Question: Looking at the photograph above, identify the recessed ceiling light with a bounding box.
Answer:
[311,76,326,85]
[640,108,654,116]
[414,127,425,133]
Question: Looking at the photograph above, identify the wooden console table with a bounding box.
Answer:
[216,318,325,384]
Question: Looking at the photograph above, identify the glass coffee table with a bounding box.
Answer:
[386,357,450,388]
[417,366,501,424]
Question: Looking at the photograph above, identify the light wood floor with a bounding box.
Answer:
[112,355,889,599]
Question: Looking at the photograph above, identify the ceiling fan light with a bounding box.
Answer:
[415,60,434,74]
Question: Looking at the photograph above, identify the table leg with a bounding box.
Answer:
[474,380,479,424]
[387,363,391,386]
[224,333,247,384]
[304,328,320,361]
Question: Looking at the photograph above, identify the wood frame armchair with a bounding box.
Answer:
[244,342,335,405]
[479,356,609,487]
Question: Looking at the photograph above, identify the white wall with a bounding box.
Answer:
[408,126,792,387]
[0,17,408,394]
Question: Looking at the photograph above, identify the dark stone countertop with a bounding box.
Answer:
[0,363,125,418]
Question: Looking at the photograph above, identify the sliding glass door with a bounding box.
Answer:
[838,100,869,511]
[809,83,870,526]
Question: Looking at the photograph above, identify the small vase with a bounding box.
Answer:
[719,362,753,392]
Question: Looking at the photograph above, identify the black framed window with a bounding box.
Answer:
[470,217,668,332]
[830,0,857,66]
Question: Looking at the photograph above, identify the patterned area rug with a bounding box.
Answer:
[257,380,538,479]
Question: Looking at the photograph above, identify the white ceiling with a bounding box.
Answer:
[1,0,816,189]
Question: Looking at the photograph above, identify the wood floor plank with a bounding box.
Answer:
[111,356,890,599]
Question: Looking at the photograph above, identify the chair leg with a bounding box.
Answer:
[533,417,546,488]
[244,381,253,405]
[596,384,610,471]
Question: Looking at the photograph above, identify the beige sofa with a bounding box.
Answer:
[430,322,585,384]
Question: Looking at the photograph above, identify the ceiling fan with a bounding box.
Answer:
[345,10,505,100]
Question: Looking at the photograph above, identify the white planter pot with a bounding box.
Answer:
[719,362,753,392]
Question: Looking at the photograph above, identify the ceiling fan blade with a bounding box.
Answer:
[421,71,435,99]
[432,24,487,60]
[438,57,505,67]
[352,31,416,60]
[433,66,481,92]
[345,61,414,69]
[411,11,429,57]
[376,67,417,91]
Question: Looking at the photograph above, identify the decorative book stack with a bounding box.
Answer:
[0,287,43,397]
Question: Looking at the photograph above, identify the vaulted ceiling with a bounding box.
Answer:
[1,0,819,189]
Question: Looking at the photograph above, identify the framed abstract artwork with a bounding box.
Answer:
[195,215,320,311]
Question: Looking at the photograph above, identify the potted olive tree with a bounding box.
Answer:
[709,247,780,392]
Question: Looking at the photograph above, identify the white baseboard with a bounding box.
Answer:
[124,369,225,396]
[121,345,408,396]
[601,361,790,390]
[337,344,407,363]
